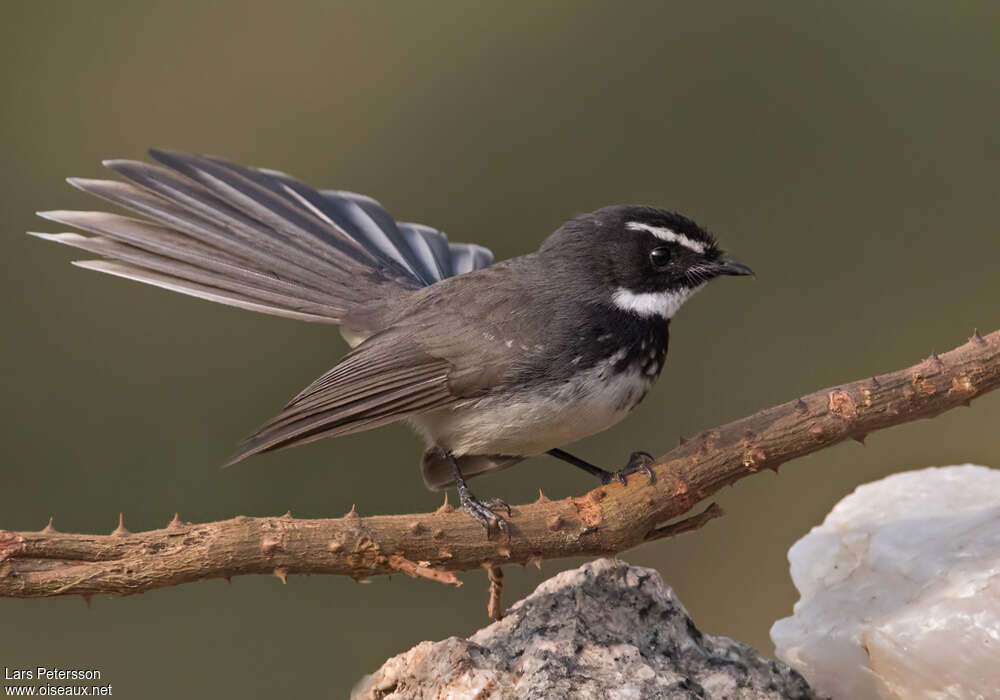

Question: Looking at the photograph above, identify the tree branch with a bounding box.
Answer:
[2,329,998,599]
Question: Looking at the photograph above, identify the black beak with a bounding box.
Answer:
[714,259,755,277]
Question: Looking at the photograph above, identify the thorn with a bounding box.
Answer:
[111,513,130,537]
[809,425,824,440]
[167,513,182,530]
[41,517,57,534]
[769,463,781,474]
[853,434,868,445]
[929,352,944,368]
[496,545,511,558]
[794,399,808,415]
[408,521,426,535]
[328,539,344,553]
[870,376,881,389]
[224,576,231,584]
[432,528,445,539]
[533,558,542,570]
[281,510,293,519]
[273,567,288,584]
[971,328,986,345]
[535,489,550,504]
[82,595,92,609]
[436,493,454,514]
[261,536,280,555]
[344,504,359,519]
[678,435,689,445]
[438,548,453,560]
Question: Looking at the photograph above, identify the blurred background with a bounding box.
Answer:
[2,1,999,696]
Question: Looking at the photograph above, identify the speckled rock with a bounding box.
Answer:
[353,558,816,699]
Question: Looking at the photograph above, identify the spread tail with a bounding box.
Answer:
[33,149,493,323]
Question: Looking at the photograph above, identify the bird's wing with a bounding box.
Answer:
[226,259,553,465]
[226,328,460,465]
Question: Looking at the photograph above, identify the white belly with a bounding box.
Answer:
[411,361,655,457]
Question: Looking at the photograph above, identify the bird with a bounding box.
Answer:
[32,149,753,535]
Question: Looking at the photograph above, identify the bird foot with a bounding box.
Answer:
[599,451,657,486]
[458,488,510,538]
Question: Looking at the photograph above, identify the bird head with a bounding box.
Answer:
[541,204,753,319]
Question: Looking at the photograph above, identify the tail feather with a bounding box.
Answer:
[313,189,439,284]
[72,260,334,323]
[62,178,352,299]
[30,214,346,309]
[135,152,379,274]
[29,232,346,320]
[37,208,362,304]
[34,149,495,324]
[392,222,495,280]
[95,161,357,284]
[175,156,423,280]
[396,222,455,280]
[443,240,495,276]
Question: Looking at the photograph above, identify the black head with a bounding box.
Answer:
[539,205,752,319]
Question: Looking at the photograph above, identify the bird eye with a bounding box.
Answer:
[649,247,672,269]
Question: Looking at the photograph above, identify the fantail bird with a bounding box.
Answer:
[33,150,753,534]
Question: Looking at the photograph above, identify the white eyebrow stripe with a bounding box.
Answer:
[626,221,706,254]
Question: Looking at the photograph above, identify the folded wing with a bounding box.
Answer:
[226,328,456,464]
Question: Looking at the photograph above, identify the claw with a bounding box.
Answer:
[628,451,657,483]
[600,451,657,486]
[457,489,510,538]
[447,450,510,538]
[483,497,512,518]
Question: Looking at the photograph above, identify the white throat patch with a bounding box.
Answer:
[626,221,706,254]
[611,285,703,319]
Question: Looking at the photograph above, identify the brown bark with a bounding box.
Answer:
[487,566,504,622]
[1,329,998,599]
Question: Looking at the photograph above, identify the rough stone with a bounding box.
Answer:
[354,558,816,699]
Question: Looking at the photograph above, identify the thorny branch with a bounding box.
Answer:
[2,329,999,603]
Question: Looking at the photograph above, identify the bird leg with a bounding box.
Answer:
[447,451,510,537]
[546,448,656,486]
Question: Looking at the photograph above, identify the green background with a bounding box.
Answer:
[2,2,998,696]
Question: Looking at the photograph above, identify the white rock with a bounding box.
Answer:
[771,464,1000,699]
